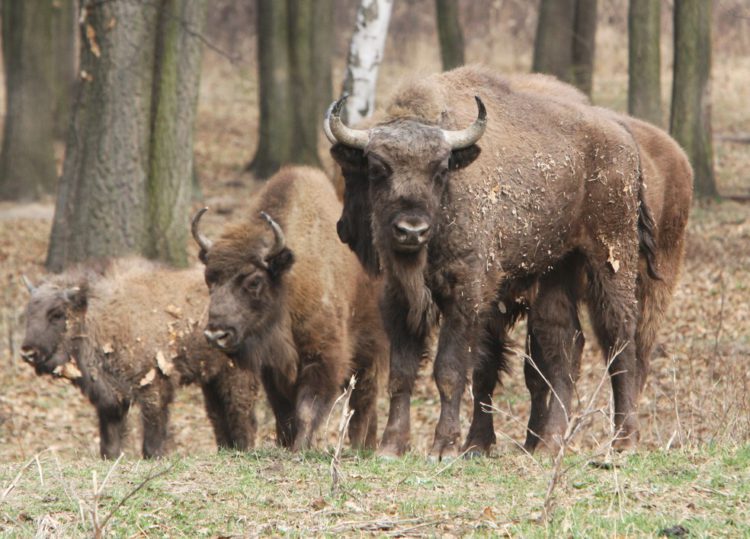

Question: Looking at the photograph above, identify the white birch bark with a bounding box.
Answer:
[341,0,393,124]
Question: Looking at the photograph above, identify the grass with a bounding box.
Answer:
[1,445,749,537]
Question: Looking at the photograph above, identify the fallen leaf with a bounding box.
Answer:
[86,24,101,58]
[482,506,496,520]
[310,497,326,510]
[53,362,82,380]
[102,342,114,354]
[139,368,156,387]
[156,350,174,376]
[165,304,182,319]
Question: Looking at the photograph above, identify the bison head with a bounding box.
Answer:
[192,208,294,353]
[327,95,485,270]
[20,275,88,376]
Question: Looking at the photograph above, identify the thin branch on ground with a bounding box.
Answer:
[1,449,51,501]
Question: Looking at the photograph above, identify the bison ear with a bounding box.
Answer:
[331,143,366,172]
[64,284,89,311]
[449,145,481,171]
[267,248,295,279]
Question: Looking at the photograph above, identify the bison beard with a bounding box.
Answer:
[329,66,654,459]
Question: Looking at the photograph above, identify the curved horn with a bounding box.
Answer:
[260,211,286,260]
[191,207,213,253]
[326,94,369,149]
[21,274,36,294]
[323,100,337,144]
[442,96,487,150]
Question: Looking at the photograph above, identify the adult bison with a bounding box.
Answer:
[192,166,387,451]
[462,75,693,454]
[20,258,259,458]
[327,65,655,458]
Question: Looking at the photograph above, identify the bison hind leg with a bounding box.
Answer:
[347,366,379,450]
[140,377,174,459]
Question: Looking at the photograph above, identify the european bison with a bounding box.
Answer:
[20,258,259,458]
[462,74,693,454]
[328,65,655,458]
[192,166,387,451]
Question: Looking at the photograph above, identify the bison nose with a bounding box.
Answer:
[203,327,235,349]
[392,218,430,246]
[21,345,39,363]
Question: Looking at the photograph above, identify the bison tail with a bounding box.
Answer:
[638,181,662,281]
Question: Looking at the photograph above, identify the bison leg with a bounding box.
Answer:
[348,365,379,450]
[140,379,174,458]
[379,293,427,458]
[463,305,510,457]
[261,366,296,448]
[586,268,640,451]
[97,400,130,460]
[201,367,258,451]
[430,307,475,460]
[291,354,341,451]
[524,263,584,454]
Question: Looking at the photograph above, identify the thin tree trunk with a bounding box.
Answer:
[47,2,158,271]
[0,1,56,201]
[435,0,465,71]
[313,0,334,127]
[532,0,576,84]
[670,0,716,198]
[287,0,321,168]
[572,0,597,96]
[341,0,394,125]
[52,0,78,139]
[249,0,292,179]
[628,0,662,126]
[146,0,208,267]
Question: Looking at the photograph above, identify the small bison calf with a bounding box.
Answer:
[20,258,259,459]
[192,166,387,451]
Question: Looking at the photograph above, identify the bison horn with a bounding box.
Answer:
[191,207,213,253]
[323,101,337,144]
[326,94,369,149]
[21,274,36,294]
[260,211,286,260]
[442,96,487,150]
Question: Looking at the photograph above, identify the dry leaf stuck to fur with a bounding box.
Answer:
[155,351,174,377]
[53,362,83,380]
[139,368,157,387]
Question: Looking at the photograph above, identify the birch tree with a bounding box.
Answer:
[341,0,394,125]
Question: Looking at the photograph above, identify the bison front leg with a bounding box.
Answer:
[348,365,379,450]
[140,378,174,458]
[291,354,340,451]
[379,293,427,458]
[97,401,130,460]
[261,366,296,448]
[429,306,474,461]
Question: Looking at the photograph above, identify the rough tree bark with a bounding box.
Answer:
[249,0,292,179]
[0,0,57,201]
[628,0,662,126]
[670,0,716,198]
[532,0,576,84]
[52,0,78,139]
[572,0,597,96]
[341,0,394,125]
[146,0,207,266]
[47,0,207,271]
[435,0,465,71]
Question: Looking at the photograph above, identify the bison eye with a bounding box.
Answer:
[204,269,220,286]
[47,308,65,323]
[367,155,391,182]
[242,274,264,293]
[433,167,449,186]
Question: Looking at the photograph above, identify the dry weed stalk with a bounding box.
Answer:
[1,448,50,501]
[536,341,628,523]
[330,374,356,495]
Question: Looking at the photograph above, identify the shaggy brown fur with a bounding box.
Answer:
[20,258,259,459]
[196,166,387,451]
[331,65,653,458]
[462,75,693,454]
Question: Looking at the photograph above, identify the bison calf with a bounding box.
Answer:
[192,166,387,451]
[21,258,259,459]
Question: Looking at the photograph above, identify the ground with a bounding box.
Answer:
[1,7,750,537]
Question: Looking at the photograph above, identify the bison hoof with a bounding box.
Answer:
[376,446,406,460]
[428,439,459,462]
[612,433,639,453]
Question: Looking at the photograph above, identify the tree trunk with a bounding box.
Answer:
[146,0,208,267]
[249,0,292,179]
[572,0,597,96]
[313,0,334,128]
[532,0,576,84]
[435,0,465,71]
[47,0,206,271]
[287,0,322,168]
[670,0,716,198]
[52,0,78,139]
[341,0,394,125]
[0,1,57,201]
[628,0,662,126]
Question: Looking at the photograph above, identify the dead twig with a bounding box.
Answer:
[330,375,356,495]
[1,449,51,501]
